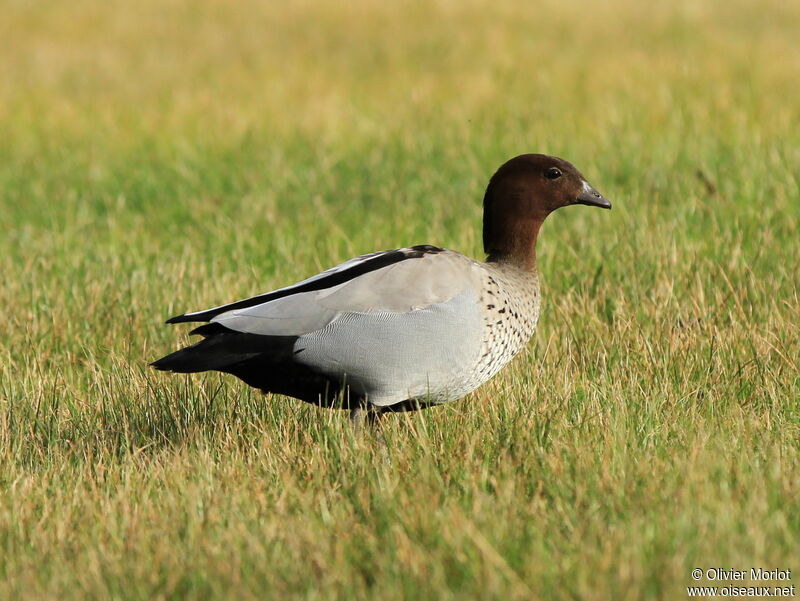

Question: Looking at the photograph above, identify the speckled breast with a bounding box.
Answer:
[468,264,541,390]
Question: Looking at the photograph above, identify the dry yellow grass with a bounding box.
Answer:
[1,0,798,599]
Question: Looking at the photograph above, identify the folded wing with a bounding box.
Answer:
[211,247,479,336]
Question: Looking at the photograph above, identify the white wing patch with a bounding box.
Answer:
[212,251,482,337]
[178,250,388,321]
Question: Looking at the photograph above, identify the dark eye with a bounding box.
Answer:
[545,167,562,180]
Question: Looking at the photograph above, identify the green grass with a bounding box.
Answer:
[1,0,799,599]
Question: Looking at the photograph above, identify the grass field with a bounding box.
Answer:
[1,0,799,599]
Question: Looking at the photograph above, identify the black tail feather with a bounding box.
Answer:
[151,324,348,407]
[150,324,298,374]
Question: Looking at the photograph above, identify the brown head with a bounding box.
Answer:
[482,154,610,269]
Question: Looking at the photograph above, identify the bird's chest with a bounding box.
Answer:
[472,270,541,383]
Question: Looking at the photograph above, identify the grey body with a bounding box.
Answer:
[204,249,540,406]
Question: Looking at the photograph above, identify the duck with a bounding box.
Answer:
[151,154,611,423]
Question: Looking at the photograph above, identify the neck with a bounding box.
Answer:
[485,217,542,271]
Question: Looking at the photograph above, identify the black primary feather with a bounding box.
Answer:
[165,246,442,325]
